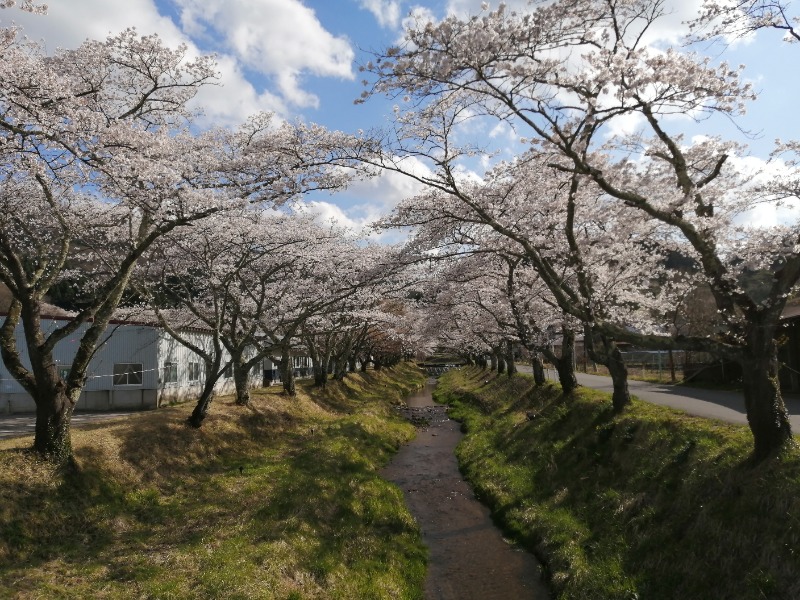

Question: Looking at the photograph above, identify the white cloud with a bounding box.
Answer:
[4,1,276,124]
[296,200,363,229]
[173,0,355,109]
[5,0,356,121]
[401,5,437,32]
[714,152,800,228]
[4,0,185,49]
[193,54,287,127]
[444,0,705,45]
[639,0,704,46]
[488,120,515,141]
[296,159,434,242]
[603,111,647,140]
[351,163,431,211]
[359,0,402,29]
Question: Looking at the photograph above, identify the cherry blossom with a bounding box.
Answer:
[362,0,797,459]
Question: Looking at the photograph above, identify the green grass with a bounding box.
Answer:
[435,366,800,600]
[0,364,427,599]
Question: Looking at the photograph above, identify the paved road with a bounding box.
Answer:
[0,411,138,441]
[4,371,800,439]
[537,368,800,430]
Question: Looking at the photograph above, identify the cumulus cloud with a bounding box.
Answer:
[173,0,354,109]
[6,0,357,122]
[4,0,185,49]
[359,0,402,29]
[194,54,287,127]
[296,159,434,242]
[4,0,275,124]
[725,152,800,228]
[401,5,437,32]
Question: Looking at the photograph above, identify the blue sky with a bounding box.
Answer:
[3,0,798,233]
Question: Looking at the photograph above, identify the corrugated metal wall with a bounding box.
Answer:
[0,317,160,394]
[0,316,309,413]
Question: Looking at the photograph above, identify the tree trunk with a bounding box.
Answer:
[312,359,327,387]
[360,356,369,372]
[32,386,75,463]
[605,338,630,412]
[555,358,577,394]
[531,353,546,386]
[233,360,251,407]
[497,352,506,375]
[280,353,296,396]
[334,355,348,381]
[585,327,630,411]
[505,340,516,377]
[556,328,578,394]
[188,387,215,428]
[489,353,498,371]
[668,349,676,383]
[188,359,218,428]
[1,300,79,463]
[741,325,792,462]
[542,328,578,395]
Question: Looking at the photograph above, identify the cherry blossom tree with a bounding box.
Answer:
[380,146,676,409]
[690,0,799,43]
[0,1,47,13]
[0,27,220,462]
[0,23,372,460]
[135,209,318,425]
[298,280,415,386]
[362,0,799,461]
[236,226,402,396]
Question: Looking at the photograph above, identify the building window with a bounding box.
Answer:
[113,363,143,386]
[162,362,178,384]
[188,361,203,382]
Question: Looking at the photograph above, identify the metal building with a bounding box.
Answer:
[0,316,249,414]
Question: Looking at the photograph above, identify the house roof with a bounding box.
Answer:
[0,283,75,319]
[781,303,800,321]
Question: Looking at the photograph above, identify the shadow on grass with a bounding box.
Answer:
[439,366,800,600]
[1,365,428,598]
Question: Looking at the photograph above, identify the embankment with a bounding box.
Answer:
[0,363,427,599]
[435,366,800,600]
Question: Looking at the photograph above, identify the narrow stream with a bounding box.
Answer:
[381,381,549,600]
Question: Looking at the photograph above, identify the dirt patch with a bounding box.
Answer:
[381,381,549,599]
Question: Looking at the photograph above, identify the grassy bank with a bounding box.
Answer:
[435,366,800,600]
[0,364,427,599]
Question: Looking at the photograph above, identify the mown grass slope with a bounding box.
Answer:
[0,364,427,599]
[435,366,800,600]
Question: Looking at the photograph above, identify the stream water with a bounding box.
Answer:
[381,380,549,599]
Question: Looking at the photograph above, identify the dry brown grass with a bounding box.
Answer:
[0,365,427,599]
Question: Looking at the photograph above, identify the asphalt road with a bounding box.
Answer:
[0,411,138,441]
[3,370,800,440]
[540,368,800,430]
